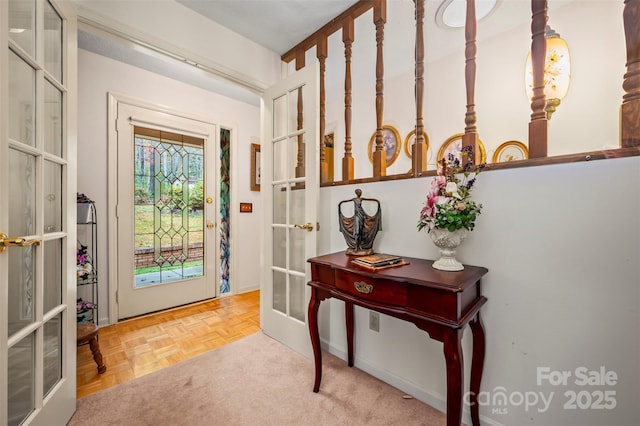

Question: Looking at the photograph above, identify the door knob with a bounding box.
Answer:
[293,222,314,232]
[206,222,215,229]
[0,233,41,253]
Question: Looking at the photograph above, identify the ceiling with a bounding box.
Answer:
[174,0,360,55]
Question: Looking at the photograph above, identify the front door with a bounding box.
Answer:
[1,0,77,424]
[115,102,217,319]
[260,63,319,357]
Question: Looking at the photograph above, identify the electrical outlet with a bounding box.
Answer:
[369,311,380,332]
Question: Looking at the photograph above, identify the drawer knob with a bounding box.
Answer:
[354,281,373,294]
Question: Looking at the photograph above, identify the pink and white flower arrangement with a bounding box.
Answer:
[417,146,484,233]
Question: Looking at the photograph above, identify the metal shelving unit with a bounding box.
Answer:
[77,197,98,324]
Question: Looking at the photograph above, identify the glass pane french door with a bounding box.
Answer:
[2,0,77,424]
[261,63,318,357]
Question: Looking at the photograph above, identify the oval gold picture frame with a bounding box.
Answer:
[367,125,401,166]
[436,133,487,164]
[492,140,529,163]
[403,129,430,159]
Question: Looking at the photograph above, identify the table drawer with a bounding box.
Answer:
[335,270,407,306]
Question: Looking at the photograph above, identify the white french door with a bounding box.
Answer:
[115,101,217,319]
[1,0,77,424]
[260,63,319,357]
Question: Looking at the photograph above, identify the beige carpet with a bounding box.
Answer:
[69,332,445,425]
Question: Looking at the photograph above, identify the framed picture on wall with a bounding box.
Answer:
[367,125,401,166]
[250,143,261,191]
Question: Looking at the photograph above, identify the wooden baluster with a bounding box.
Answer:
[295,52,305,178]
[413,0,428,174]
[528,0,549,158]
[622,0,640,147]
[461,0,479,164]
[372,0,387,177]
[342,19,355,181]
[317,37,330,182]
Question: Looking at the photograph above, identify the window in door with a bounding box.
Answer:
[133,126,205,287]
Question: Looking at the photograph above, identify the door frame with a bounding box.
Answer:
[107,93,239,322]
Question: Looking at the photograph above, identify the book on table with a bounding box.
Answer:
[351,253,404,268]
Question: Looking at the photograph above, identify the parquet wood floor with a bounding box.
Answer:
[76,290,260,398]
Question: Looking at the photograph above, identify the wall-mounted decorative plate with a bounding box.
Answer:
[437,133,487,164]
[403,129,430,159]
[492,140,529,163]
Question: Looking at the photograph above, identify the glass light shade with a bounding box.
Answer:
[437,0,498,28]
[525,30,571,102]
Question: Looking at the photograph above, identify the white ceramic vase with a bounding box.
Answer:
[429,228,468,271]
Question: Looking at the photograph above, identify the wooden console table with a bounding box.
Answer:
[307,251,488,426]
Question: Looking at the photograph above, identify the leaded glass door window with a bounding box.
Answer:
[134,127,204,287]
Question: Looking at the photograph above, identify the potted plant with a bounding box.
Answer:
[417,145,484,271]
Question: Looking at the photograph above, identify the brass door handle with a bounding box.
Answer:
[293,222,314,232]
[206,222,215,229]
[0,233,41,253]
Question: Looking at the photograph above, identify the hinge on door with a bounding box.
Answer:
[115,290,118,303]
[317,222,320,231]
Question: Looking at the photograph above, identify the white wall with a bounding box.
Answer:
[77,49,262,325]
[317,156,640,425]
